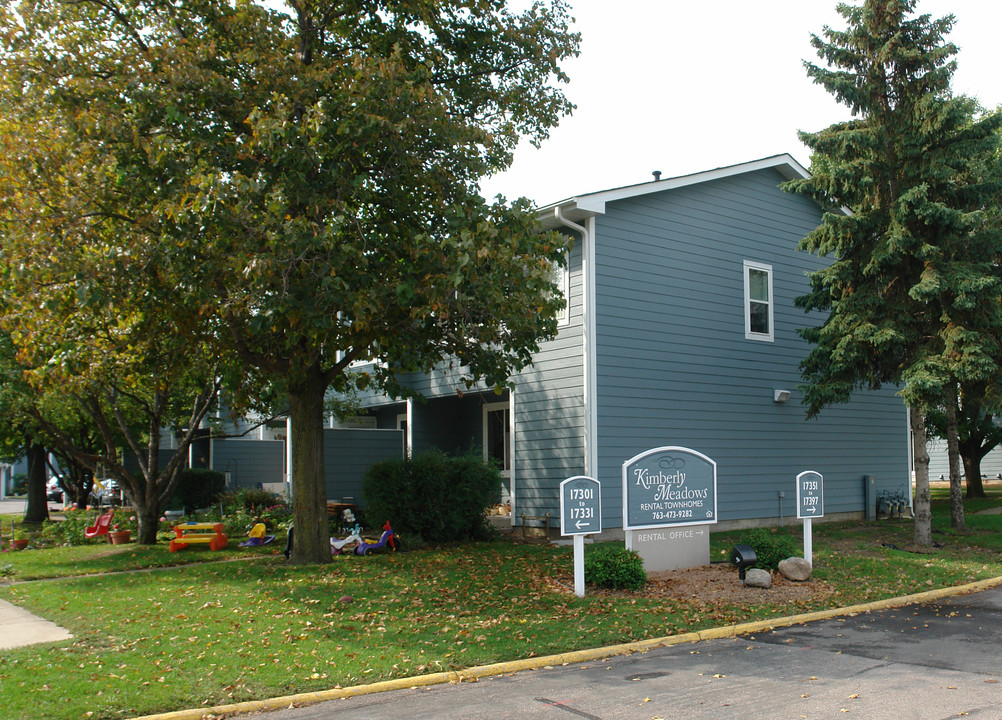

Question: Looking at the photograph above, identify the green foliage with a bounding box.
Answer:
[583,543,646,591]
[40,510,94,546]
[363,450,502,543]
[741,528,799,571]
[787,0,1002,545]
[205,489,291,539]
[0,562,13,577]
[220,488,286,513]
[0,0,579,563]
[11,474,27,495]
[172,469,227,512]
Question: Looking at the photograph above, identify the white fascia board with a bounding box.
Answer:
[536,154,808,230]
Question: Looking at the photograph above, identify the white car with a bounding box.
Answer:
[46,479,63,502]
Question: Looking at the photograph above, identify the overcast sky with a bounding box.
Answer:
[480,0,1002,206]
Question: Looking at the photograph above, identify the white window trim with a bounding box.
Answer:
[743,260,774,342]
[555,255,569,326]
[482,401,512,480]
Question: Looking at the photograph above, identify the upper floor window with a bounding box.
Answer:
[744,260,773,342]
[549,252,569,326]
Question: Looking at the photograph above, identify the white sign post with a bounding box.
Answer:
[796,470,824,566]
[560,476,602,597]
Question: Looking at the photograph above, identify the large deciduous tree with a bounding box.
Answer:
[1,0,579,561]
[786,0,1002,545]
[0,87,232,543]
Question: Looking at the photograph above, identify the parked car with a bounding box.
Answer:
[89,479,122,507]
[46,479,63,503]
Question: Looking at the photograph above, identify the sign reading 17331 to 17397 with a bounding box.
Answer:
[622,446,717,531]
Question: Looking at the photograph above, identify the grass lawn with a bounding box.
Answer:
[1,489,1001,720]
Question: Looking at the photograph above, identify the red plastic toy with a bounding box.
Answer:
[354,521,400,555]
[84,510,115,541]
[169,522,228,552]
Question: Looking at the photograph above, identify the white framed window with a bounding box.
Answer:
[548,253,569,326]
[483,401,511,479]
[743,260,774,342]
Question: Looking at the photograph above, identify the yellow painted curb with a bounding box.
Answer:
[131,574,1002,720]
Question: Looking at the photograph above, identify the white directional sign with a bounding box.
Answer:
[560,476,602,597]
[796,470,824,567]
[796,470,824,519]
[560,476,602,536]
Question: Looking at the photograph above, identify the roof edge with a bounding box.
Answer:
[537,153,809,231]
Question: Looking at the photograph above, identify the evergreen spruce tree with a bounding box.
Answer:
[786,0,1002,544]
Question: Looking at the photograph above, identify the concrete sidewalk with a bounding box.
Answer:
[2,497,74,649]
[0,599,72,650]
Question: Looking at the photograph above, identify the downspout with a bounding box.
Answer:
[553,207,598,480]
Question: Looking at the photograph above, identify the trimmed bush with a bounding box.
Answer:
[742,527,799,570]
[584,543,647,591]
[362,449,502,543]
[172,469,227,512]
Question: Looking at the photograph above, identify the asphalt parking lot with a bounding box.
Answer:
[263,586,1002,720]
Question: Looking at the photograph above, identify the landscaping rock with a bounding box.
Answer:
[778,557,812,581]
[743,568,772,588]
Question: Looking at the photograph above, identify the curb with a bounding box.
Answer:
[130,574,1002,720]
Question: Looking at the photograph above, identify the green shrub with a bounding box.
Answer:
[220,488,284,513]
[11,473,27,495]
[172,469,227,512]
[742,527,799,570]
[205,490,291,539]
[584,543,647,591]
[40,511,93,546]
[362,449,502,543]
[36,507,138,547]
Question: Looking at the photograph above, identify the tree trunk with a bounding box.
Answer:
[23,441,49,523]
[911,405,932,546]
[961,454,987,498]
[944,389,967,531]
[137,505,161,545]
[287,362,332,565]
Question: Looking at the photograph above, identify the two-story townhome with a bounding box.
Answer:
[316,154,912,531]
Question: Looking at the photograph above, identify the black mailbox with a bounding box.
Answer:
[729,544,757,581]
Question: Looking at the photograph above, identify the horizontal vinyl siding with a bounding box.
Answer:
[593,168,908,526]
[212,439,284,489]
[323,429,403,504]
[927,439,1002,481]
[514,235,586,522]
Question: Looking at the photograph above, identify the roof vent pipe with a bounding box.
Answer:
[652,170,662,181]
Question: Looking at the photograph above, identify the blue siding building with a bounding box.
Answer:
[354,155,910,531]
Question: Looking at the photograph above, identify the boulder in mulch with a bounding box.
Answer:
[743,568,772,588]
[778,557,813,582]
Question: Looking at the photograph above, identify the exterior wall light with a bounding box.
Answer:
[773,389,791,403]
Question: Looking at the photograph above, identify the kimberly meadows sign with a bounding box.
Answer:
[622,446,717,530]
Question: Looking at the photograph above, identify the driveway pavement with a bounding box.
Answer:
[258,585,1002,720]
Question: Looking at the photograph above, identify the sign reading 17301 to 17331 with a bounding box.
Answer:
[559,476,602,536]
[622,446,717,531]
